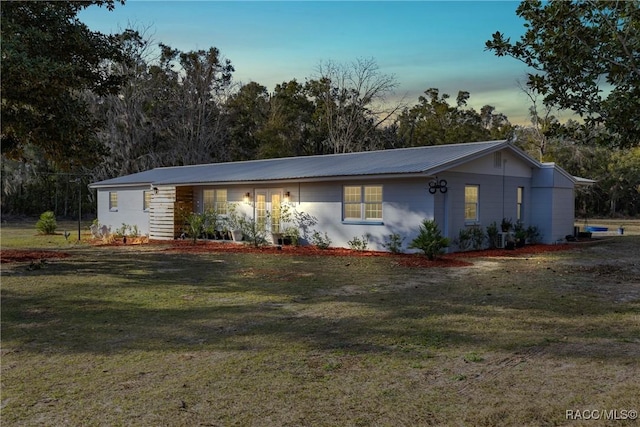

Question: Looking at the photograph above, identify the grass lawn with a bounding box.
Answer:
[1,220,639,426]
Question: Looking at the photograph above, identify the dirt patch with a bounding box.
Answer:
[0,250,72,264]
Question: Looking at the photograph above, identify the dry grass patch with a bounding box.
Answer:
[2,221,639,426]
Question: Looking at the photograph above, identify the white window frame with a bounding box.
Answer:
[464,185,479,224]
[516,187,524,221]
[109,192,118,212]
[143,190,151,212]
[343,185,383,222]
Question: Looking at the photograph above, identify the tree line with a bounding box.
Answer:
[1,1,638,218]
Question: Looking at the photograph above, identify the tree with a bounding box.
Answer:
[87,28,164,183]
[307,58,401,153]
[479,105,512,140]
[141,44,234,166]
[256,80,321,158]
[226,82,270,161]
[486,0,640,148]
[397,88,511,146]
[1,1,127,167]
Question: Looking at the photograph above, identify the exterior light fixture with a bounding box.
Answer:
[153,187,159,195]
[244,192,251,202]
[284,191,291,202]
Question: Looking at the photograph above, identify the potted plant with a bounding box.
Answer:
[271,204,299,245]
[282,226,300,246]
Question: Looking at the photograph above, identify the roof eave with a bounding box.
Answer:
[88,182,154,189]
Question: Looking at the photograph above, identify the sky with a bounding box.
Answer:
[79,0,542,125]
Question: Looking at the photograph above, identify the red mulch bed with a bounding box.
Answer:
[1,241,573,268]
[149,240,574,269]
[0,250,72,264]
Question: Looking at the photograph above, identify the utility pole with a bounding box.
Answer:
[71,178,81,241]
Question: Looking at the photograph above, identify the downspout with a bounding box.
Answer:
[502,159,507,219]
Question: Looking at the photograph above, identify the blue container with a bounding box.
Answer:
[585,226,608,232]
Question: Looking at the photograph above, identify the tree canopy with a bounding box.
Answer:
[2,1,635,219]
[396,88,512,147]
[486,0,640,148]
[1,0,127,166]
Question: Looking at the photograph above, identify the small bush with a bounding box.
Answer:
[382,233,405,254]
[408,219,450,260]
[239,216,268,248]
[184,213,205,243]
[469,227,485,250]
[456,227,484,251]
[526,225,541,244]
[36,211,57,235]
[347,234,370,251]
[463,351,484,363]
[514,220,527,247]
[486,221,499,249]
[311,231,331,249]
[113,223,131,238]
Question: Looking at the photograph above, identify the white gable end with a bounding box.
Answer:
[448,149,533,178]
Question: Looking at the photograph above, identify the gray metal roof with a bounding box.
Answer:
[90,140,514,188]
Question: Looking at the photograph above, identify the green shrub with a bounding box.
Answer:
[382,233,405,254]
[311,231,331,249]
[36,211,57,235]
[238,215,268,248]
[456,227,485,251]
[526,225,541,244]
[514,220,527,246]
[408,219,450,260]
[501,217,513,232]
[185,212,205,243]
[486,221,499,249]
[202,208,219,239]
[347,234,370,251]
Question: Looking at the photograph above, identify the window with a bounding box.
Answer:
[343,185,383,221]
[109,192,118,211]
[203,189,227,214]
[516,187,524,221]
[464,185,479,223]
[143,190,151,211]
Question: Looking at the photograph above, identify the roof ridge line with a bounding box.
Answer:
[152,139,508,171]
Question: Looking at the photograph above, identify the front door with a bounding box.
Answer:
[255,189,282,233]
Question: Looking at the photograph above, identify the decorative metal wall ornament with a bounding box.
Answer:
[428,177,448,194]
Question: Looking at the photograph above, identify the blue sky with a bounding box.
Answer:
[79,1,540,125]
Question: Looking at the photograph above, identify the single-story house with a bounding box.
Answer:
[89,140,589,251]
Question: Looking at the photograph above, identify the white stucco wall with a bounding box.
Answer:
[94,151,575,250]
[291,179,433,251]
[96,186,151,236]
[531,165,576,243]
